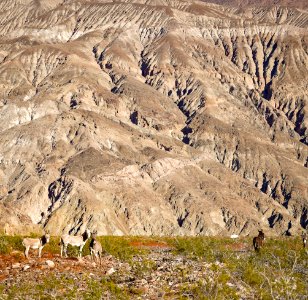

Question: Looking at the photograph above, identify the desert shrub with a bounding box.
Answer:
[179,274,239,300]
[82,279,103,300]
[43,236,61,255]
[171,236,243,263]
[229,238,308,299]
[171,236,215,259]
[242,264,263,287]
[99,278,129,299]
[0,235,23,254]
[97,236,146,261]
[132,258,156,277]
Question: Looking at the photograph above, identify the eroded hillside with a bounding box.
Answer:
[0,0,307,236]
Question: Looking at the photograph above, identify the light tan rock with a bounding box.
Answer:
[23,265,30,271]
[45,260,55,269]
[12,263,21,269]
[106,267,116,275]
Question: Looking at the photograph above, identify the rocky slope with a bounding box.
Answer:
[0,0,307,236]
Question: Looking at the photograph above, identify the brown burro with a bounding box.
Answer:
[253,230,265,252]
[90,231,103,266]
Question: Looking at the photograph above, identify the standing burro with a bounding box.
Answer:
[60,229,91,258]
[22,232,50,259]
[89,231,103,265]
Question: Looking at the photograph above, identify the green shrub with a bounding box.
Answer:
[0,235,23,254]
[242,265,263,286]
[97,236,146,261]
[100,278,129,299]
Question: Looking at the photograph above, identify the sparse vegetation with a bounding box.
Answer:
[0,235,307,299]
[97,236,148,261]
[0,235,24,254]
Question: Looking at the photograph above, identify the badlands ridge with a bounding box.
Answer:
[0,0,307,236]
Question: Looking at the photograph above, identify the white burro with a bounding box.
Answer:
[22,232,50,259]
[60,229,91,258]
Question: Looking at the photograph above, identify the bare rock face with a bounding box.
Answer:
[0,0,307,236]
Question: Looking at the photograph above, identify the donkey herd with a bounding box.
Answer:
[21,230,307,262]
[22,229,103,264]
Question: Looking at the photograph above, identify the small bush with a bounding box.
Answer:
[97,236,146,261]
[0,235,23,254]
